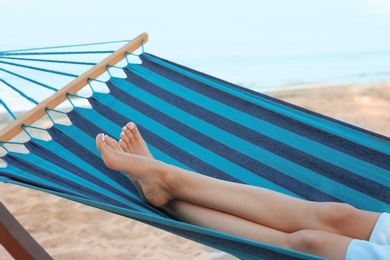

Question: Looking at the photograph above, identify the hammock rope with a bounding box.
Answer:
[0,51,115,56]
[0,60,79,78]
[0,39,129,54]
[0,99,17,120]
[0,56,97,66]
[0,67,58,91]
[0,37,144,134]
[0,79,39,105]
[65,93,90,108]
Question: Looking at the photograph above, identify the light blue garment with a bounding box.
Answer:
[347,213,390,260]
[346,240,390,260]
[370,213,390,245]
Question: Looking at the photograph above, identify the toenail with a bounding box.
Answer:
[128,122,135,130]
[101,134,106,141]
[120,132,124,136]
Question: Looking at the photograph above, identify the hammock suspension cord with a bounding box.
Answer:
[0,33,148,143]
[0,39,130,54]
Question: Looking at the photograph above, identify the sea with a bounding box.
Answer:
[190,50,390,92]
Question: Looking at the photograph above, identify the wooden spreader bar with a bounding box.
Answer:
[0,33,148,142]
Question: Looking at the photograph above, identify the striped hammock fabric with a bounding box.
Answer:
[1,52,390,260]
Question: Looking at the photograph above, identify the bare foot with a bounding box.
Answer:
[118,122,153,158]
[116,122,155,199]
[96,133,171,207]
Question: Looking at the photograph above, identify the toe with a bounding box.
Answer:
[127,122,138,135]
[119,138,129,152]
[96,133,107,151]
[127,122,136,130]
[122,127,134,145]
[127,122,144,143]
[96,134,122,170]
[96,134,111,158]
[105,135,118,149]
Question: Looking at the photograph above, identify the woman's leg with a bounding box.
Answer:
[96,125,360,259]
[171,171,379,240]
[97,130,379,239]
[111,123,293,245]
[165,200,290,247]
[165,200,353,260]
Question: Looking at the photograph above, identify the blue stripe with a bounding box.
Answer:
[46,124,167,217]
[136,57,390,177]
[25,138,154,214]
[88,94,249,184]
[103,78,390,210]
[141,53,390,156]
[3,177,321,260]
[89,87,307,198]
[133,64,374,181]
[63,106,190,170]
[120,65,390,207]
[106,78,337,199]
[0,162,84,197]
[3,153,88,198]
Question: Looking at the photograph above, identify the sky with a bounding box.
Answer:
[1,0,390,89]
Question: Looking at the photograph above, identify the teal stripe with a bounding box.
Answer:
[108,77,389,211]
[92,90,297,197]
[2,161,85,198]
[68,107,191,171]
[4,178,322,259]
[60,192,324,260]
[126,65,390,185]
[33,137,139,201]
[11,141,151,214]
[0,176,10,183]
[54,111,189,213]
[143,53,390,156]
[56,191,320,260]
[50,124,160,214]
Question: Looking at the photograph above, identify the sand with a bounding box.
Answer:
[267,82,390,137]
[0,82,389,259]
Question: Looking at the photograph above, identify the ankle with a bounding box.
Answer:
[156,162,183,200]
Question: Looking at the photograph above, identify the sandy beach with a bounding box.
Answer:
[0,82,389,259]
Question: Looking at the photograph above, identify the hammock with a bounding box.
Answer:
[1,33,389,260]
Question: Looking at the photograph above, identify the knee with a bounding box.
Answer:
[318,203,358,231]
[287,230,325,254]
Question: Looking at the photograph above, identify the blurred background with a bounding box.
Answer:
[1,0,390,94]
